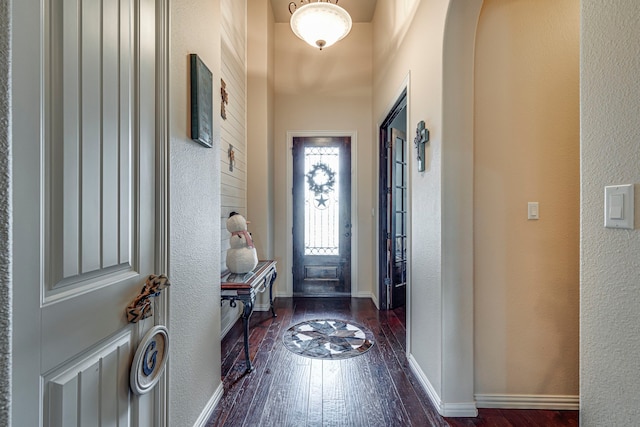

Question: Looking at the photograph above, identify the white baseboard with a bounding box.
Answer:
[220,308,241,339]
[274,291,376,301]
[220,317,236,339]
[475,394,579,410]
[407,354,478,418]
[254,303,272,312]
[192,382,224,427]
[275,291,292,298]
[369,292,379,309]
[354,291,374,299]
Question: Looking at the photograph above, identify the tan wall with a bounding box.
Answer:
[273,22,374,298]
[474,0,580,399]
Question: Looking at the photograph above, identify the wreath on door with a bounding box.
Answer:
[306,162,336,195]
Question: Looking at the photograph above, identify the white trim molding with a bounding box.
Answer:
[408,354,478,418]
[475,394,579,410]
[354,291,375,300]
[193,383,224,427]
[254,302,273,312]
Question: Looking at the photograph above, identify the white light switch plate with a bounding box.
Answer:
[527,202,539,220]
[604,184,634,229]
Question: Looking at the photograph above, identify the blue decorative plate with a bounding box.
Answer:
[130,325,169,395]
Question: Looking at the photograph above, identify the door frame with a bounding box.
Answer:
[292,136,352,297]
[154,0,170,424]
[378,92,408,310]
[375,73,411,342]
[285,130,359,298]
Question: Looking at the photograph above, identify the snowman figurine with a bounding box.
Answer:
[225,212,259,274]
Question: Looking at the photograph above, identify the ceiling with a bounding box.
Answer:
[270,0,378,23]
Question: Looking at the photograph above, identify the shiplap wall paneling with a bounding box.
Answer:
[220,0,247,335]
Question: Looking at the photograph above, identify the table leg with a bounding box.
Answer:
[269,271,278,318]
[241,300,254,372]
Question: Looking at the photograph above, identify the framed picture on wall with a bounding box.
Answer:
[190,53,213,148]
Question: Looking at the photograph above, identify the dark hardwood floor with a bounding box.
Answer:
[208,298,578,427]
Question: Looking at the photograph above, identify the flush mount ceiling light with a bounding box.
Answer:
[289,1,353,50]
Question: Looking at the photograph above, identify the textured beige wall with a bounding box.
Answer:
[474,0,580,398]
[170,0,222,424]
[273,23,374,298]
[0,2,10,424]
[581,1,640,424]
[373,0,449,397]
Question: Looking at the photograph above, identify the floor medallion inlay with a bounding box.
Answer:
[282,319,375,360]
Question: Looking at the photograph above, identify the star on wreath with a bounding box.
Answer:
[306,162,336,195]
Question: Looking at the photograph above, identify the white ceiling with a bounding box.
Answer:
[270,0,378,23]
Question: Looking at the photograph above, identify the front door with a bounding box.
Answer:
[11,0,165,425]
[292,136,351,296]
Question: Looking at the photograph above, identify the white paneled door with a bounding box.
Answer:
[12,0,167,425]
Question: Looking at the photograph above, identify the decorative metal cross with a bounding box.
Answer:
[221,78,229,120]
[228,144,235,172]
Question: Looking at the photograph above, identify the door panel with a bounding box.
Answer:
[379,126,407,309]
[47,0,137,296]
[12,0,162,425]
[44,332,132,427]
[389,129,407,308]
[293,137,351,296]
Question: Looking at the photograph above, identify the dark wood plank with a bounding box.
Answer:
[257,347,311,426]
[373,302,451,426]
[355,336,412,425]
[228,301,295,426]
[383,307,407,351]
[307,359,323,426]
[377,322,447,426]
[208,300,291,427]
[340,355,388,427]
[445,408,580,427]
[210,298,579,427]
[357,302,446,427]
[322,399,348,427]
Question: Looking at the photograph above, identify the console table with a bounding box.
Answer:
[220,260,277,372]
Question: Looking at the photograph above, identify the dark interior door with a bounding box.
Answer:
[293,136,351,296]
[379,89,408,310]
[387,128,407,308]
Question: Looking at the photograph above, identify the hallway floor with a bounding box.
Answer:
[208,297,578,427]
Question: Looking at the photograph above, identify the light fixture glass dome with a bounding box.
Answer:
[290,2,353,50]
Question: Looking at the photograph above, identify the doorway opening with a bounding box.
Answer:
[379,90,408,310]
[292,136,352,297]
